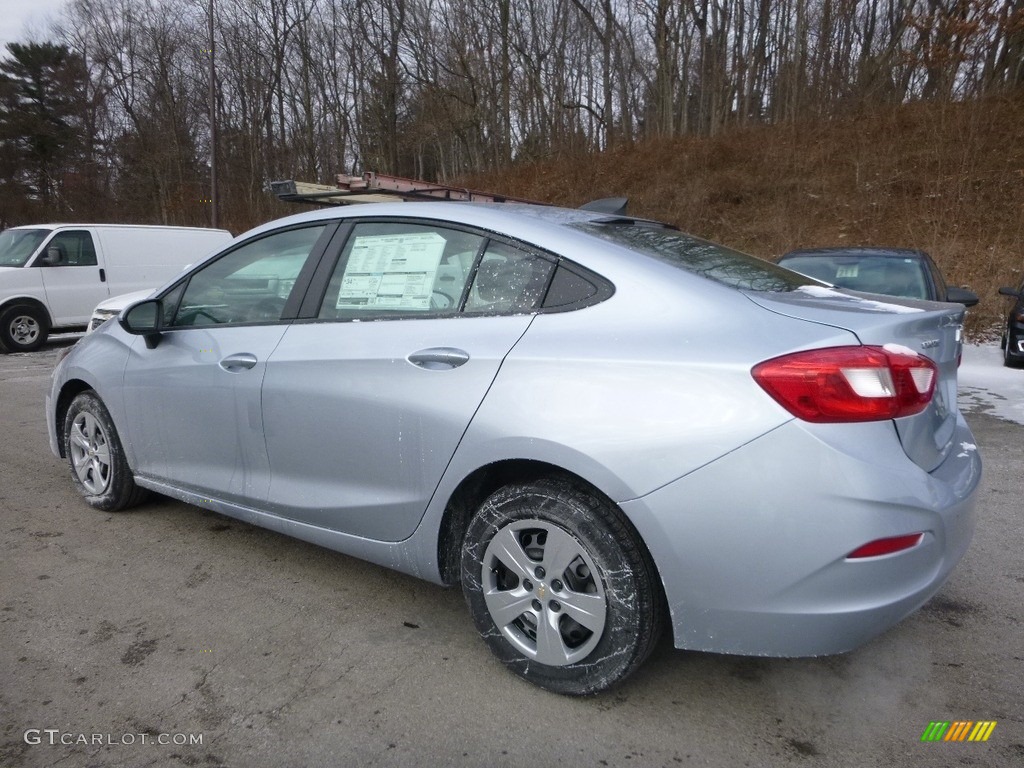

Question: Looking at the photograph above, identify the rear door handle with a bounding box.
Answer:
[219,353,258,372]
[407,347,470,370]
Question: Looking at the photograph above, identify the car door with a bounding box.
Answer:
[260,220,556,542]
[120,223,334,504]
[34,229,110,324]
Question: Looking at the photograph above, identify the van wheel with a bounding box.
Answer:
[0,305,49,352]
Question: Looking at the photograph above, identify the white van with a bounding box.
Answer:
[0,224,232,352]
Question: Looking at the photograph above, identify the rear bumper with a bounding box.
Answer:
[621,413,980,656]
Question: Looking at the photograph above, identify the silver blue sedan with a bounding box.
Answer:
[47,202,980,694]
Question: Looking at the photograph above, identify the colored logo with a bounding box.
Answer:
[921,721,996,742]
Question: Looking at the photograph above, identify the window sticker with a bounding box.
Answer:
[835,265,859,279]
[337,232,445,310]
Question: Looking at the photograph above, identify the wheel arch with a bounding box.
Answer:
[53,379,95,458]
[435,458,665,614]
[0,296,52,325]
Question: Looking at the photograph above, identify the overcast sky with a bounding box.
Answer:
[0,0,68,55]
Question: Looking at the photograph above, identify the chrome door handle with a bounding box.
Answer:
[219,353,258,372]
[407,347,470,370]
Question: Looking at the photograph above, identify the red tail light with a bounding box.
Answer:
[847,533,924,559]
[752,346,937,423]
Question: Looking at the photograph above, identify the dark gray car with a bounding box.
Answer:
[778,246,979,306]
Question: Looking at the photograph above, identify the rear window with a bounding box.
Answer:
[573,221,812,292]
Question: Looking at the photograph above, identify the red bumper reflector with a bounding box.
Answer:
[847,533,924,559]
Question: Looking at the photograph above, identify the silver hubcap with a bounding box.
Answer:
[482,520,606,666]
[9,314,40,346]
[69,413,112,494]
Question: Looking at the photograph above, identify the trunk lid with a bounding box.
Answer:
[745,285,964,472]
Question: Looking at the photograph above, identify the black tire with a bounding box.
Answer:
[64,391,148,511]
[1004,331,1022,368]
[461,476,663,695]
[0,304,50,353]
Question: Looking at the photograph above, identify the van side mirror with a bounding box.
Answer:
[120,299,163,348]
[40,247,62,266]
[945,286,979,307]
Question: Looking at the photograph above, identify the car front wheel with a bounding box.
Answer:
[461,477,662,695]
[64,391,147,511]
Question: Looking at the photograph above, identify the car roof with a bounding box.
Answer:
[211,201,704,293]
[241,200,614,239]
[780,246,929,260]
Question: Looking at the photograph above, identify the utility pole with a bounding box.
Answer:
[208,0,219,228]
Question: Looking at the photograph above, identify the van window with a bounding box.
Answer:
[0,228,49,267]
[41,231,98,267]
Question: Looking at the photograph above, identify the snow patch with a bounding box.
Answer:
[883,343,920,357]
[957,343,1024,426]
[793,285,924,313]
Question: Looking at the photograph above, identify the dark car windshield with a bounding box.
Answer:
[778,254,930,300]
[0,228,49,267]
[573,221,814,292]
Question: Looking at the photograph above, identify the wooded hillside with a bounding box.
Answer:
[1,0,1021,331]
[471,96,1023,333]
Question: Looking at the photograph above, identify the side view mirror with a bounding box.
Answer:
[40,247,62,266]
[945,286,979,307]
[998,286,1021,298]
[120,299,164,348]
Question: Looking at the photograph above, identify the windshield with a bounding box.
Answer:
[0,228,49,267]
[573,221,815,292]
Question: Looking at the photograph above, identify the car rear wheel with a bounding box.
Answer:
[0,305,49,353]
[64,391,148,511]
[461,476,662,695]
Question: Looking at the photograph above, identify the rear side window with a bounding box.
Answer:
[319,222,485,318]
[575,221,812,292]
[543,264,601,308]
[314,219,609,320]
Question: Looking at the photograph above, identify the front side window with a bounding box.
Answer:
[41,231,97,266]
[170,225,326,327]
[925,255,948,300]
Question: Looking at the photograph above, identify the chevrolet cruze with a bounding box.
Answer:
[48,202,980,694]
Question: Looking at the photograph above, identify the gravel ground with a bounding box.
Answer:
[1,340,1021,768]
